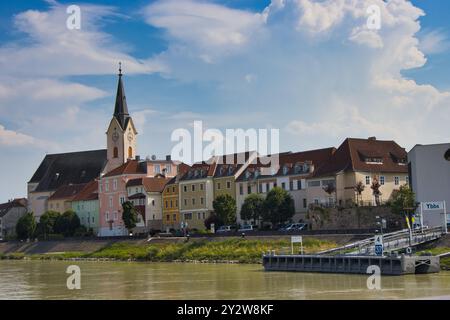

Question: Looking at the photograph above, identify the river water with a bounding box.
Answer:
[0,260,449,300]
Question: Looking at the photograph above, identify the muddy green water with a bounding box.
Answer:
[0,260,449,300]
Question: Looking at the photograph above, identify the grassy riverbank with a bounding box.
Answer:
[0,238,335,264]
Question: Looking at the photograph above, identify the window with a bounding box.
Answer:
[445,149,450,161]
[192,198,196,205]
[394,176,400,186]
[155,165,161,174]
[259,184,263,193]
[165,201,168,208]
[314,199,319,205]
[119,196,125,205]
[113,212,118,221]
[105,182,109,192]
[289,181,294,191]
[176,200,178,207]
[202,212,206,219]
[266,183,270,192]
[105,212,109,221]
[365,176,371,185]
[380,176,385,185]
[184,199,187,206]
[247,186,252,194]
[184,186,187,192]
[166,165,172,174]
[166,215,170,222]
[308,181,320,187]
[240,184,244,195]
[197,213,201,220]
[405,176,409,185]
[281,182,286,190]
[109,196,113,208]
[152,200,155,206]
[113,147,118,158]
[135,188,139,194]
[200,198,204,205]
[128,147,133,159]
[170,200,173,208]
[227,181,231,189]
[297,180,302,190]
[217,183,221,190]
[303,198,307,208]
[192,184,196,192]
[200,184,204,191]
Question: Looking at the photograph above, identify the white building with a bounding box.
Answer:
[408,143,450,225]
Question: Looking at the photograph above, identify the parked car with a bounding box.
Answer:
[286,223,307,231]
[216,225,233,233]
[238,225,254,232]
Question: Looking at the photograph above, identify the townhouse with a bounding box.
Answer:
[47,183,87,213]
[71,180,100,235]
[0,199,27,239]
[126,175,171,232]
[313,137,409,206]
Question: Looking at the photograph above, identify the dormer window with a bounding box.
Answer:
[283,166,289,175]
[245,171,251,179]
[228,166,234,175]
[365,157,383,164]
[254,170,260,178]
[303,163,309,172]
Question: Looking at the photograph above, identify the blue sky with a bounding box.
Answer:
[0,0,449,201]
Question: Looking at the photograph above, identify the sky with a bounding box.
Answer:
[0,0,449,201]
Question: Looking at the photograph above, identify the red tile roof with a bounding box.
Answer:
[103,160,146,177]
[48,183,87,201]
[72,180,98,202]
[127,176,171,193]
[314,138,408,177]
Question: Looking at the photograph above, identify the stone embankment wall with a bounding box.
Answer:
[307,206,405,231]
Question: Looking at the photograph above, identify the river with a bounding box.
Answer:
[0,260,449,300]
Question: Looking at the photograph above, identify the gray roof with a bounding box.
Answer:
[0,200,26,218]
[29,149,107,193]
[114,73,131,130]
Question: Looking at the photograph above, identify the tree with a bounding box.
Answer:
[354,181,365,205]
[122,201,138,233]
[54,210,80,237]
[240,193,264,225]
[389,184,418,216]
[213,194,237,226]
[204,213,223,230]
[371,177,382,206]
[262,187,295,227]
[36,211,60,239]
[16,212,36,240]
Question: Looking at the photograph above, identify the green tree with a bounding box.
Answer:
[54,210,80,237]
[36,211,60,239]
[389,184,418,215]
[16,212,36,240]
[262,187,295,227]
[122,201,138,233]
[240,193,264,225]
[354,181,365,205]
[213,194,237,225]
[204,213,223,230]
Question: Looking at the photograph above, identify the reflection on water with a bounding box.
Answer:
[0,260,449,300]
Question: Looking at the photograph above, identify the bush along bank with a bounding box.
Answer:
[0,238,336,264]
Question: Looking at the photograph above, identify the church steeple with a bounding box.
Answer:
[113,62,130,130]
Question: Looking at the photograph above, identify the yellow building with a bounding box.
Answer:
[162,177,180,231]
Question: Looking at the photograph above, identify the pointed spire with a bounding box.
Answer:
[113,62,130,130]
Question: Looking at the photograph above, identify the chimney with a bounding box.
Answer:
[166,155,171,161]
[135,155,141,161]
[368,136,377,141]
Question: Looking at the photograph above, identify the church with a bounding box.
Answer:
[28,65,141,221]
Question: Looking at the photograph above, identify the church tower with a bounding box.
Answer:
[105,63,138,173]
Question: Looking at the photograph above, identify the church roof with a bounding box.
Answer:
[29,149,107,193]
[113,69,131,130]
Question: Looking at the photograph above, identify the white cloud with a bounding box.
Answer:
[143,0,450,151]
[0,124,57,149]
[419,29,450,55]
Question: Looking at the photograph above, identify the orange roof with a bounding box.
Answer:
[48,183,87,201]
[103,160,146,177]
[127,176,171,193]
[72,180,99,202]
